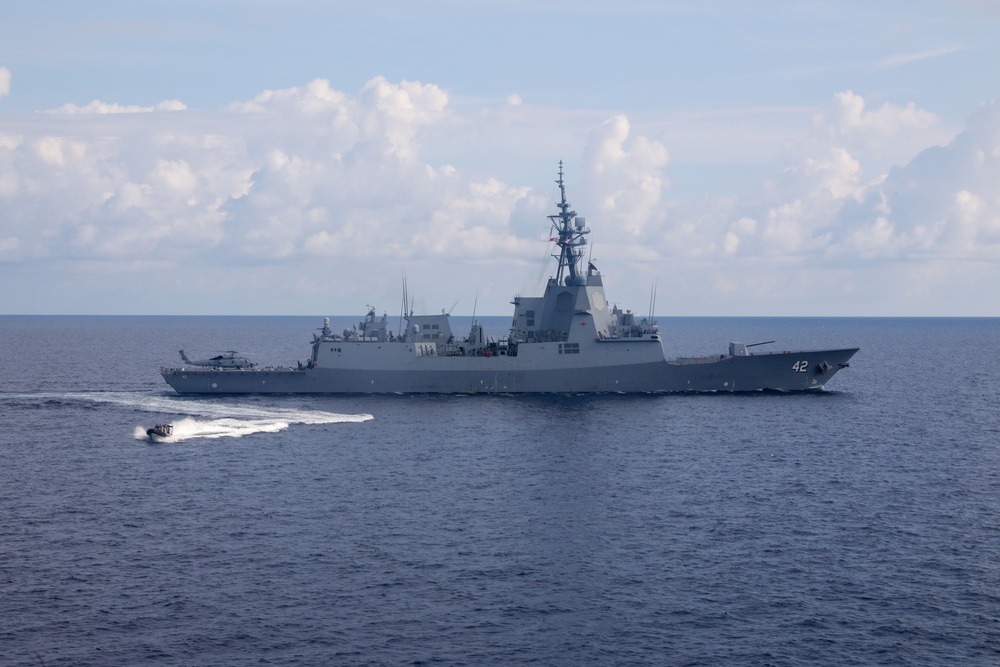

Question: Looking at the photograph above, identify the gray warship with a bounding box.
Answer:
[161,164,858,394]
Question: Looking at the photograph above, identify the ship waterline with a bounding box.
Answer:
[162,348,858,394]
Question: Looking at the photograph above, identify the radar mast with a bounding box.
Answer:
[549,161,588,285]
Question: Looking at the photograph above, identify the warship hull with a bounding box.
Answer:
[160,163,859,395]
[161,346,858,394]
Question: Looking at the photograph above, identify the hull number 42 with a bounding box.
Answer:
[792,360,810,373]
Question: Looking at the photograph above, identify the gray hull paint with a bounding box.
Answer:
[161,346,859,394]
[160,164,859,395]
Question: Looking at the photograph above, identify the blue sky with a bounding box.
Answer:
[2,1,999,315]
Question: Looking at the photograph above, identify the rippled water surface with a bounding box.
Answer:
[1,316,998,666]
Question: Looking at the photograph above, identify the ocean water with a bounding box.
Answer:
[1,315,998,666]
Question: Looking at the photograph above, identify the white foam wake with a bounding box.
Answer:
[133,416,301,442]
[0,390,373,442]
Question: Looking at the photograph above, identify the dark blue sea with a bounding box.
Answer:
[2,315,998,666]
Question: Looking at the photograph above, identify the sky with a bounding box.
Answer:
[2,1,999,316]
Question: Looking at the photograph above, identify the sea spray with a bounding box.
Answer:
[133,416,296,442]
[0,391,374,441]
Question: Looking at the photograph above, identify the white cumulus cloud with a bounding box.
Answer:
[815,90,952,176]
[832,100,1000,261]
[47,99,187,114]
[580,115,669,238]
[1,79,998,315]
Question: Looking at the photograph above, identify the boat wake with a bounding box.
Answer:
[131,416,301,442]
[120,393,373,442]
[0,390,373,442]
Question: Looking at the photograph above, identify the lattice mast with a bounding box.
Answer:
[549,161,588,285]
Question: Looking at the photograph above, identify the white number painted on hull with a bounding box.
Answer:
[792,360,809,373]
